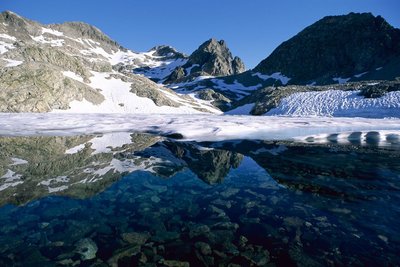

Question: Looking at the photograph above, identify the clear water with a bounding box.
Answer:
[0,133,399,266]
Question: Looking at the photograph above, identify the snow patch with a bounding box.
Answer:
[38,176,70,193]
[1,169,22,180]
[0,181,23,191]
[185,64,200,75]
[88,132,133,155]
[226,103,255,115]
[65,144,85,154]
[48,185,68,193]
[0,34,17,41]
[62,71,84,83]
[135,58,188,80]
[41,27,64,36]
[3,58,23,67]
[10,157,28,166]
[0,169,23,191]
[0,40,15,54]
[212,78,262,99]
[332,77,350,84]
[354,72,368,78]
[30,35,64,47]
[90,157,163,177]
[252,72,291,85]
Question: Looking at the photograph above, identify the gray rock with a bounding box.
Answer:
[164,67,186,84]
[0,63,104,112]
[121,232,150,246]
[161,260,190,267]
[189,225,210,239]
[107,245,141,267]
[195,242,212,255]
[75,238,98,260]
[129,74,181,107]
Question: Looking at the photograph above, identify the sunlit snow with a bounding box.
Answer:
[266,90,400,118]
[252,72,291,85]
[1,113,399,143]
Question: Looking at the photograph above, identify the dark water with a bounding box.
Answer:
[0,133,399,266]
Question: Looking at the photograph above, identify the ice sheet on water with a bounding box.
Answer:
[0,113,399,142]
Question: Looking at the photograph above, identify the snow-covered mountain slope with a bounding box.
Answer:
[0,11,219,114]
[266,90,400,118]
[228,81,400,117]
[55,71,220,114]
[113,45,189,82]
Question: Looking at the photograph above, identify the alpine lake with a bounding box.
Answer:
[0,131,399,267]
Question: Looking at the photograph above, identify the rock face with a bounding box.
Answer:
[165,38,245,83]
[254,13,400,84]
[0,63,104,112]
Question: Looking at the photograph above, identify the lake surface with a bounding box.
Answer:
[0,132,399,266]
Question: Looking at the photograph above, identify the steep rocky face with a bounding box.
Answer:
[254,13,400,85]
[0,63,104,112]
[164,38,245,83]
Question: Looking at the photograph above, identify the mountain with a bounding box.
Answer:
[158,12,400,115]
[254,12,400,85]
[1,11,399,117]
[164,38,245,84]
[0,11,220,113]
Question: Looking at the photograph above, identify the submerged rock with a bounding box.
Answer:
[195,242,212,255]
[161,259,190,267]
[75,238,98,260]
[121,232,150,246]
[189,225,211,239]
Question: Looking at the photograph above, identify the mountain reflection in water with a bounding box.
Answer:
[0,132,399,266]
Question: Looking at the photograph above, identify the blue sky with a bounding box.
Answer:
[1,0,399,68]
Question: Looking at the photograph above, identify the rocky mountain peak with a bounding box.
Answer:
[164,38,245,83]
[197,38,226,52]
[1,10,26,23]
[254,12,400,85]
[188,38,245,76]
[54,21,121,50]
[149,45,186,59]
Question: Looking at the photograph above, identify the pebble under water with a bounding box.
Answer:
[0,133,399,266]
